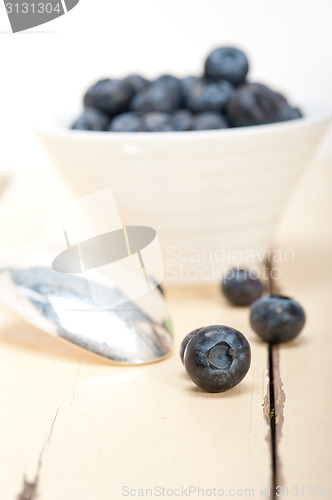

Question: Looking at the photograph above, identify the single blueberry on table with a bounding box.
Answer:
[108,112,142,132]
[179,327,204,364]
[191,112,228,131]
[250,294,305,344]
[227,82,292,127]
[187,80,234,113]
[140,112,179,132]
[123,74,149,93]
[173,109,193,131]
[183,325,251,393]
[71,107,110,131]
[83,79,135,117]
[222,268,264,306]
[204,47,249,85]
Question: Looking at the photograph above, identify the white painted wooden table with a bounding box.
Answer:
[0,160,331,500]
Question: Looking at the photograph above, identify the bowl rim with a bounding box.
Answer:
[35,98,332,142]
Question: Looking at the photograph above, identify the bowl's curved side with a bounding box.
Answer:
[36,103,331,283]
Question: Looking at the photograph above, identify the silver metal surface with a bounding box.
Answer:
[0,246,173,364]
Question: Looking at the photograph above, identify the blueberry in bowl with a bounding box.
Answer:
[187,79,234,113]
[227,82,303,127]
[172,109,194,131]
[108,112,143,132]
[71,107,110,131]
[250,294,305,343]
[181,76,202,107]
[221,268,264,306]
[71,46,304,133]
[130,77,183,113]
[83,78,135,117]
[204,46,249,86]
[140,112,180,132]
[123,74,150,93]
[183,325,251,392]
[190,111,228,130]
[153,74,183,96]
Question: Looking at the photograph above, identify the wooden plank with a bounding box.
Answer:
[271,247,332,494]
[0,171,271,499]
[271,159,332,494]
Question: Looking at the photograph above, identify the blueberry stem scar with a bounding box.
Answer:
[208,342,233,369]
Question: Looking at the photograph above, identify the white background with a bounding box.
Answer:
[0,0,331,171]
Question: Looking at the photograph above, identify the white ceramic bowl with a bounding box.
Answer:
[36,101,331,284]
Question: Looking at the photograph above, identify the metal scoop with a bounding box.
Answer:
[0,245,173,365]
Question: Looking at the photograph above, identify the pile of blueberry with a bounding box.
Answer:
[72,46,302,133]
[180,268,305,393]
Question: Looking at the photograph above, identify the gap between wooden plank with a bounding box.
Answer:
[265,250,286,498]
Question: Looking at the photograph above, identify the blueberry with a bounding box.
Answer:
[227,82,290,127]
[153,74,183,94]
[173,109,193,131]
[181,75,201,91]
[71,107,110,131]
[250,294,305,344]
[187,80,234,113]
[83,79,135,117]
[181,76,202,106]
[222,268,264,306]
[130,84,182,113]
[108,112,142,132]
[140,112,179,132]
[123,74,149,93]
[153,74,184,109]
[276,105,303,122]
[179,327,203,364]
[181,76,202,93]
[191,112,228,131]
[184,325,251,393]
[204,47,249,85]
